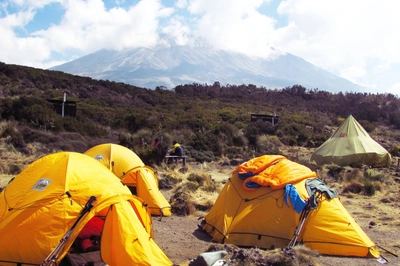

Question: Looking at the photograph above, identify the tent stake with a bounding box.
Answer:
[377,245,398,258]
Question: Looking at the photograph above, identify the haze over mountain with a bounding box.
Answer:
[51,42,364,93]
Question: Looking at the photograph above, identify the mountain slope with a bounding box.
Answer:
[51,43,364,92]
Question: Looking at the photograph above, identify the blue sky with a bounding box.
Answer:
[1,0,399,95]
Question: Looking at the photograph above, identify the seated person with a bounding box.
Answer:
[168,141,184,163]
[150,138,160,150]
[170,141,184,156]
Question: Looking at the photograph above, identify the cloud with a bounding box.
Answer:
[161,16,192,45]
[35,0,173,52]
[187,0,280,58]
[0,7,52,67]
[175,0,188,9]
[386,82,400,96]
[275,0,400,91]
[1,0,174,68]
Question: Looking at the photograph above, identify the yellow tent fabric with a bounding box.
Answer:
[84,143,172,216]
[0,152,172,266]
[202,155,379,258]
[123,166,172,216]
[101,197,171,265]
[311,115,392,167]
[84,143,144,176]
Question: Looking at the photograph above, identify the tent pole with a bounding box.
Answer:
[288,199,312,248]
[41,195,97,266]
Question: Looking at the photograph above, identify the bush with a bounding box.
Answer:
[363,182,376,196]
[169,192,195,216]
[185,181,200,192]
[256,134,282,154]
[389,146,400,157]
[344,168,363,182]
[187,173,206,186]
[9,164,21,175]
[1,124,27,152]
[326,164,345,181]
[342,182,363,194]
[190,149,216,163]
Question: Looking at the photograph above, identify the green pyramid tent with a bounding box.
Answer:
[311,115,392,167]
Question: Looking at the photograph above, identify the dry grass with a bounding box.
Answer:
[0,135,44,187]
[157,161,226,216]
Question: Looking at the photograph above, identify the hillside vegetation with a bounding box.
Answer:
[0,61,400,175]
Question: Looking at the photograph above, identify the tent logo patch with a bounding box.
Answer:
[32,178,52,191]
[94,154,104,161]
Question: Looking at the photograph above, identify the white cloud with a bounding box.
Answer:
[0,8,52,67]
[161,16,192,45]
[386,83,400,96]
[187,0,280,58]
[175,0,187,9]
[34,0,173,52]
[1,0,174,68]
[275,0,400,92]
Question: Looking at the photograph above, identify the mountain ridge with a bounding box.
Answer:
[50,43,364,92]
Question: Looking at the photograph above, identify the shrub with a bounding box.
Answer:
[9,164,21,175]
[159,173,182,189]
[187,172,219,192]
[193,200,213,212]
[185,181,200,192]
[1,124,27,152]
[342,181,363,194]
[190,132,222,157]
[360,121,375,132]
[344,168,363,182]
[169,192,195,216]
[256,135,282,154]
[190,149,215,163]
[363,182,376,196]
[225,146,245,159]
[203,183,218,193]
[389,146,400,157]
[325,164,345,181]
[187,173,206,186]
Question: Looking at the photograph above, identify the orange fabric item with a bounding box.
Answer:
[77,217,104,252]
[78,217,104,239]
[80,239,95,252]
[234,155,316,190]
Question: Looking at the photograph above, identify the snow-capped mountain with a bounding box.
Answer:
[50,42,364,93]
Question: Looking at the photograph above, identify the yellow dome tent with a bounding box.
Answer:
[201,155,382,260]
[84,143,171,216]
[0,152,172,266]
[311,115,392,167]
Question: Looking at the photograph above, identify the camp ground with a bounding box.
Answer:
[311,115,392,167]
[84,143,172,216]
[200,155,386,261]
[0,152,172,266]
